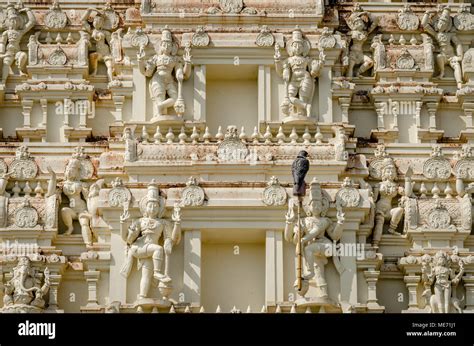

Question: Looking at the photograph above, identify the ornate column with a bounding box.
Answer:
[47,272,62,312]
[84,270,101,307]
[265,230,284,305]
[364,269,384,312]
[404,273,421,311]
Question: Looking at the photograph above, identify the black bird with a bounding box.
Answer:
[292,150,309,196]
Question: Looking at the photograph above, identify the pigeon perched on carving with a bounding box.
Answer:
[292,150,310,196]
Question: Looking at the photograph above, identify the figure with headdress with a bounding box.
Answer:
[82,2,122,82]
[372,157,406,248]
[119,180,181,300]
[422,6,464,88]
[137,27,192,121]
[285,179,345,298]
[2,257,50,312]
[422,251,464,313]
[0,1,36,83]
[344,4,379,78]
[274,27,324,118]
[47,148,101,246]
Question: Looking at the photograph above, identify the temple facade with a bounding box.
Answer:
[1,0,474,314]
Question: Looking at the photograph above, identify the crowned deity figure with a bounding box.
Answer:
[47,148,101,246]
[422,251,464,313]
[82,2,122,82]
[120,180,181,301]
[371,157,406,248]
[0,1,36,83]
[422,6,464,88]
[285,179,345,298]
[137,28,192,121]
[344,4,379,78]
[274,27,324,118]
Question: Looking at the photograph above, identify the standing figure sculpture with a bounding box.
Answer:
[47,148,99,246]
[344,4,379,78]
[81,2,122,82]
[137,28,192,121]
[0,2,36,83]
[120,180,181,301]
[422,6,463,88]
[2,257,50,313]
[274,27,324,118]
[422,251,464,313]
[372,157,406,248]
[285,179,345,298]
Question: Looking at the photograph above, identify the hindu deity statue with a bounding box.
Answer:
[274,27,324,118]
[120,180,182,300]
[82,2,122,82]
[422,6,464,88]
[422,251,464,313]
[0,1,36,83]
[2,257,50,312]
[344,4,379,78]
[285,179,345,298]
[137,27,192,121]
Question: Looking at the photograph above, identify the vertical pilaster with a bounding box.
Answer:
[183,230,201,305]
[463,275,474,312]
[404,273,420,311]
[318,66,333,123]
[265,230,284,304]
[194,65,206,122]
[133,67,147,121]
[85,270,101,307]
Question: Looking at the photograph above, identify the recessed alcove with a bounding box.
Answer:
[206,64,258,134]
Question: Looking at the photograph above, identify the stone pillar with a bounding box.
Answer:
[132,66,147,121]
[47,272,62,311]
[339,97,351,124]
[340,229,358,307]
[265,230,284,305]
[109,220,128,303]
[463,274,474,312]
[375,102,385,130]
[427,102,438,130]
[85,270,101,307]
[112,95,125,123]
[364,269,384,312]
[40,98,48,128]
[404,273,420,311]
[318,66,333,123]
[193,65,206,122]
[21,99,34,128]
[258,65,271,122]
[183,230,201,305]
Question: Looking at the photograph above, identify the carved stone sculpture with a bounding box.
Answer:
[81,2,122,82]
[120,180,181,301]
[344,4,379,78]
[422,6,464,89]
[48,147,98,246]
[370,146,406,248]
[274,27,324,118]
[421,251,464,313]
[371,34,385,72]
[2,257,50,313]
[137,28,192,121]
[284,179,345,298]
[397,4,420,31]
[0,1,36,83]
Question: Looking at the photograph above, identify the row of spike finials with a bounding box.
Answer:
[147,305,320,313]
[140,126,326,145]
